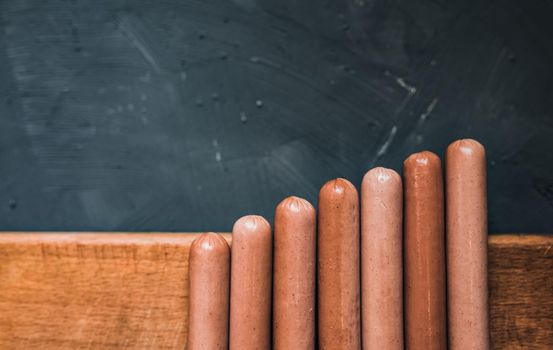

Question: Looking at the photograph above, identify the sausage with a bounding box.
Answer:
[446,139,489,349]
[318,178,361,350]
[273,196,316,350]
[187,232,230,350]
[403,151,447,350]
[229,215,272,350]
[361,167,403,350]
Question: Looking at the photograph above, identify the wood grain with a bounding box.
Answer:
[0,233,227,350]
[489,235,553,350]
[0,233,551,349]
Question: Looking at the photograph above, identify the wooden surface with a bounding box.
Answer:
[489,235,553,349]
[0,233,227,350]
[0,233,551,349]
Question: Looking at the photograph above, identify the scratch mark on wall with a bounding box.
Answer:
[395,77,417,94]
[118,16,161,73]
[371,125,397,166]
[385,71,417,95]
[420,98,439,122]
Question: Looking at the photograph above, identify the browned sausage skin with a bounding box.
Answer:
[273,196,316,350]
[187,232,230,350]
[229,215,272,350]
[446,139,489,350]
[318,178,361,350]
[361,167,403,350]
[403,151,447,350]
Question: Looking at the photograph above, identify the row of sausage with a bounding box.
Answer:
[187,138,488,350]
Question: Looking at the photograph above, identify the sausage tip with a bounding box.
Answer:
[278,196,315,214]
[404,150,440,168]
[191,232,230,255]
[363,167,400,185]
[233,215,271,234]
[319,177,357,199]
[447,138,485,158]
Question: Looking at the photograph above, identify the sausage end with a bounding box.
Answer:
[447,138,486,159]
[363,167,401,185]
[319,177,358,201]
[277,196,315,215]
[190,232,230,256]
[232,215,271,237]
[404,150,440,167]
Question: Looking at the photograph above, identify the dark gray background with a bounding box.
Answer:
[0,0,552,233]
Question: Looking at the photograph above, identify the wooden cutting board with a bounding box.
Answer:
[0,233,551,349]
